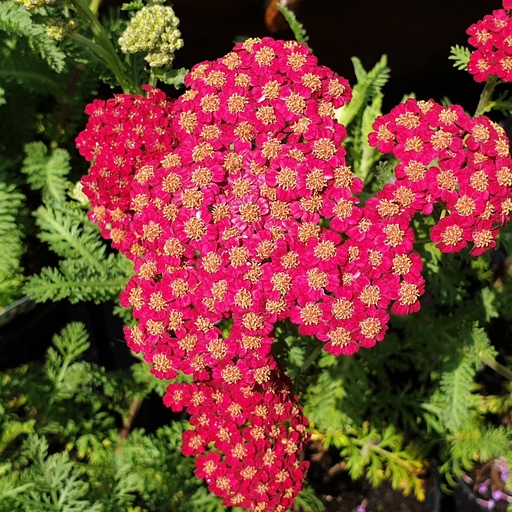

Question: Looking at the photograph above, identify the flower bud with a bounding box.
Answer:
[15,0,54,11]
[118,5,183,68]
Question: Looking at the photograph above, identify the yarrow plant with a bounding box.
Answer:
[75,10,512,508]
[4,0,512,510]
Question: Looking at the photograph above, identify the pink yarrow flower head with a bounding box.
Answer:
[77,35,512,512]
[77,36,356,511]
[466,7,512,82]
[368,98,512,257]
[165,372,309,511]
[76,86,176,252]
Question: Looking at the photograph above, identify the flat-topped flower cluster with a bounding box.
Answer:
[467,4,512,82]
[77,32,512,511]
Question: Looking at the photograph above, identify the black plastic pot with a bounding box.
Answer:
[0,297,130,371]
[424,465,442,512]
[454,478,488,512]
[0,296,61,369]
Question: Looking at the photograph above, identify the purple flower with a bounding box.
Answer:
[492,489,504,501]
[476,498,496,510]
[479,482,489,495]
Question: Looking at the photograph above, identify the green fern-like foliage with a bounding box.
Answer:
[21,142,70,203]
[422,322,511,484]
[303,343,429,500]
[313,421,427,501]
[0,182,26,308]
[8,434,101,512]
[336,55,390,184]
[448,425,510,476]
[25,236,133,304]
[0,322,197,511]
[337,55,390,127]
[0,2,66,73]
[437,325,494,433]
[448,44,471,71]
[0,3,69,156]
[19,143,133,304]
[151,66,189,89]
[0,321,328,512]
[0,39,65,96]
[277,3,309,45]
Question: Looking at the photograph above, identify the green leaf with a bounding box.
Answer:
[18,434,102,511]
[0,420,35,457]
[448,45,471,71]
[34,205,106,268]
[152,67,188,89]
[25,257,131,304]
[0,182,26,307]
[121,0,144,10]
[439,347,477,433]
[336,55,390,128]
[0,3,66,73]
[21,142,70,203]
[277,4,309,45]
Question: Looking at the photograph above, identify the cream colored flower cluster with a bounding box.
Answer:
[118,4,183,68]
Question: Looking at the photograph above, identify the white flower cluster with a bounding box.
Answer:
[118,5,183,68]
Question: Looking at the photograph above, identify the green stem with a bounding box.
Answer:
[51,488,59,507]
[120,394,143,439]
[5,483,35,497]
[474,75,498,117]
[300,343,323,373]
[479,352,512,381]
[88,0,101,14]
[69,32,114,68]
[413,237,432,247]
[69,0,140,94]
[148,71,157,88]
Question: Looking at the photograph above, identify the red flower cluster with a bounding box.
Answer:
[77,37,353,510]
[467,2,512,82]
[77,87,175,248]
[164,375,307,511]
[370,98,512,257]
[76,36,512,511]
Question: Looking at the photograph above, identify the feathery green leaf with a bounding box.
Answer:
[277,4,309,45]
[448,45,471,71]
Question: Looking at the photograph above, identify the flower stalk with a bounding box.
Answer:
[474,76,498,117]
[69,0,140,94]
[479,351,512,381]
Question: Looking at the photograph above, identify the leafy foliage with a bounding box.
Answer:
[151,66,188,89]
[0,323,201,511]
[336,56,390,183]
[1,0,512,509]
[278,3,309,45]
[0,2,66,73]
[0,182,26,307]
[448,44,471,71]
[21,142,70,203]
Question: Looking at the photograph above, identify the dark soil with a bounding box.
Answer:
[305,441,446,512]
